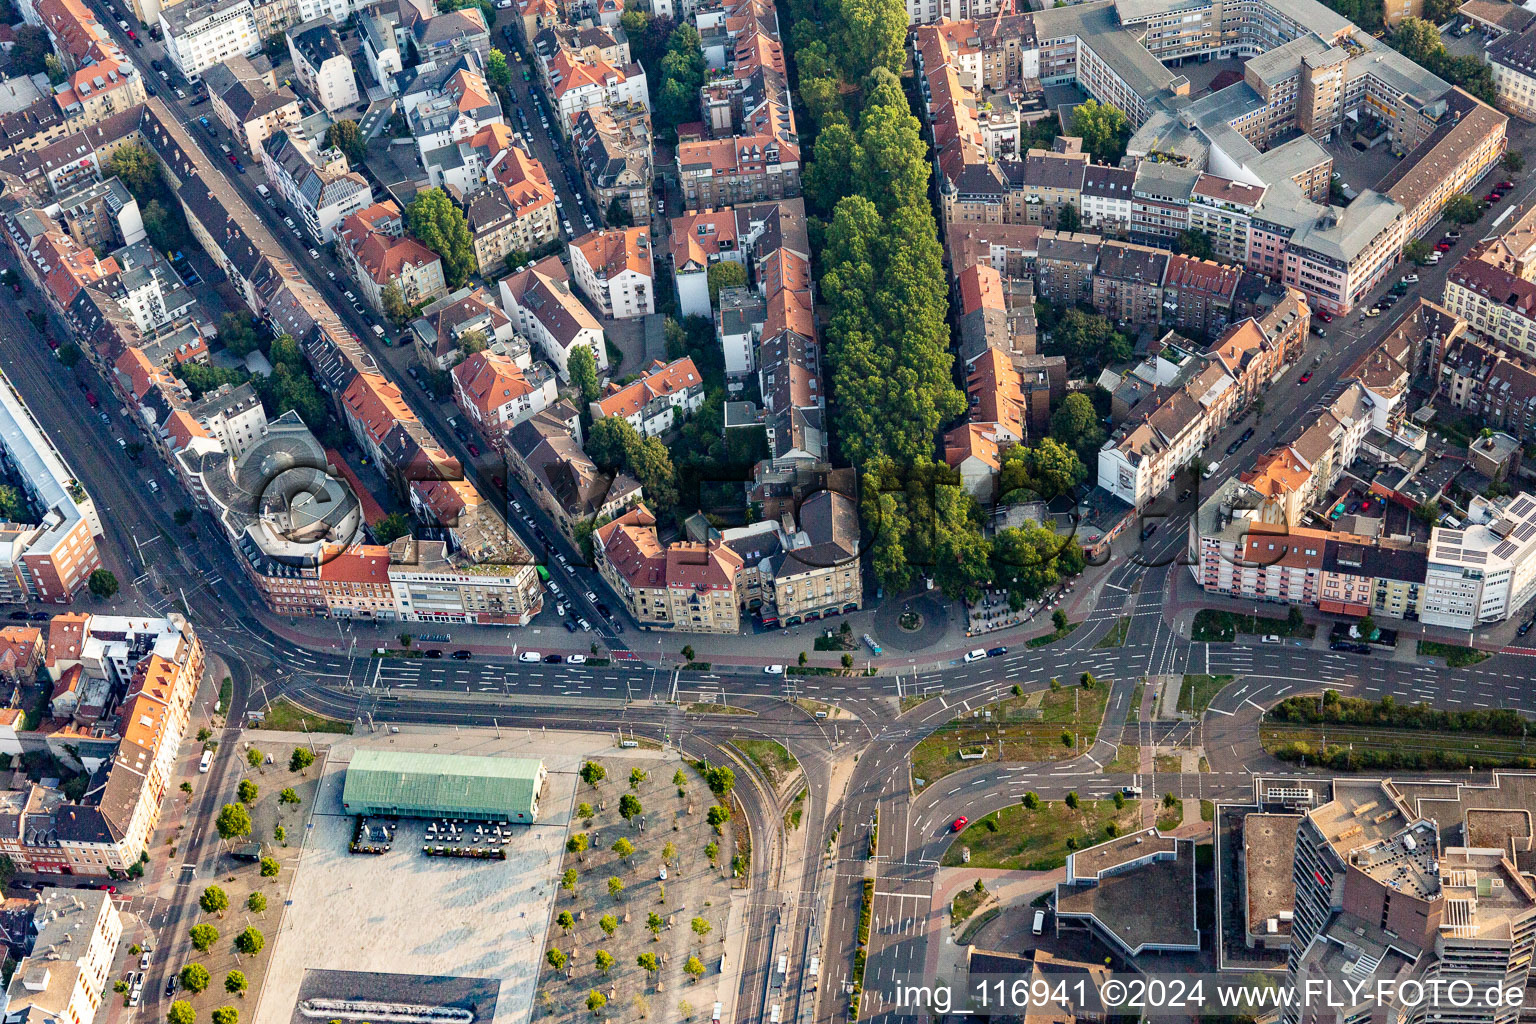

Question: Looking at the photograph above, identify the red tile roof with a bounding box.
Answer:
[594,357,701,419]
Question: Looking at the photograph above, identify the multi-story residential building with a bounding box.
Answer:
[1092,240,1167,325]
[594,491,863,632]
[918,0,1506,312]
[568,227,653,319]
[0,368,104,604]
[451,348,556,439]
[1461,0,1534,38]
[506,408,642,540]
[1018,139,1089,227]
[48,178,143,251]
[409,286,517,371]
[335,202,446,314]
[2,888,122,1024]
[203,55,302,158]
[544,50,648,127]
[41,612,205,872]
[1129,162,1198,247]
[403,56,505,179]
[410,7,490,66]
[1444,249,1536,361]
[187,382,267,459]
[359,7,403,92]
[1035,230,1100,307]
[1490,21,1536,122]
[675,132,801,210]
[497,255,608,379]
[1078,164,1134,236]
[589,357,705,437]
[1187,174,1265,266]
[1162,254,1242,337]
[1434,332,1536,443]
[288,19,359,114]
[572,103,653,229]
[903,0,1003,26]
[464,143,559,271]
[159,0,261,82]
[260,130,372,243]
[593,505,744,633]
[1101,289,1309,508]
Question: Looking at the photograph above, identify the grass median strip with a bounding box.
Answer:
[941,798,1141,871]
[1094,618,1129,648]
[731,739,798,788]
[911,682,1109,786]
[1178,674,1233,715]
[252,698,352,734]
[1191,609,1314,642]
[1263,690,1533,769]
[1417,640,1490,667]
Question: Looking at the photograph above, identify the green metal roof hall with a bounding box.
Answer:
[341,749,547,823]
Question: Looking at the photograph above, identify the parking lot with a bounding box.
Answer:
[254,743,577,1024]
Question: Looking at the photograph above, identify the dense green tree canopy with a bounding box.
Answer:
[405,188,477,288]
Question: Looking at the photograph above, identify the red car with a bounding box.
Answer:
[492,475,504,489]
[1485,193,1501,202]
[1299,372,1312,384]
[96,884,117,893]
[467,442,481,457]
[226,152,237,165]
[1500,181,1517,189]
[952,816,968,833]
[125,28,135,38]
[1436,242,1452,251]
[1317,310,1333,322]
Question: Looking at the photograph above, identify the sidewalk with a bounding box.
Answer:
[1164,567,1522,654]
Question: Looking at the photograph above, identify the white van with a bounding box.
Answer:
[963,649,986,663]
[199,748,213,772]
[256,184,270,197]
[1032,910,1046,936]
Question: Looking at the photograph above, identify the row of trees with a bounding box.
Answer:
[1388,17,1496,104]
[784,0,1091,601]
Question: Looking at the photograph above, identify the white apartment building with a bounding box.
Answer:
[1420,492,1536,629]
[188,382,268,459]
[1443,257,1536,361]
[360,8,402,92]
[904,0,1004,27]
[3,889,123,1024]
[589,356,705,437]
[451,349,557,437]
[1489,22,1536,123]
[569,227,654,320]
[288,19,359,114]
[545,50,648,127]
[261,130,373,243]
[498,255,609,379]
[160,0,261,82]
